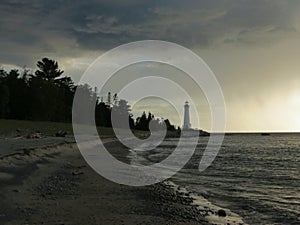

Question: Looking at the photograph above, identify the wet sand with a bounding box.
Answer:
[0,138,245,225]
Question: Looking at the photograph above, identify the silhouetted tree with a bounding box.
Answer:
[136,111,149,131]
[73,84,96,125]
[0,58,178,132]
[54,76,75,122]
[0,83,9,117]
[95,102,111,127]
[147,112,154,124]
[29,58,74,121]
[0,69,9,117]
[111,99,132,128]
[113,93,118,105]
[5,70,29,119]
[35,58,64,81]
[164,119,176,131]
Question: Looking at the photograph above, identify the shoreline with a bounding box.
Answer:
[0,137,246,224]
[162,180,245,225]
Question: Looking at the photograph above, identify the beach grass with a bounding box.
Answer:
[0,119,149,137]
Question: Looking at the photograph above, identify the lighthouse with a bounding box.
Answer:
[183,101,191,130]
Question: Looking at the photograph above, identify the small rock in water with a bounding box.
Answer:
[217,209,227,217]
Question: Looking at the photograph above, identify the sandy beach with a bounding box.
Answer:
[0,137,245,225]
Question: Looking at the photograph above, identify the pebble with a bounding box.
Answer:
[217,209,227,217]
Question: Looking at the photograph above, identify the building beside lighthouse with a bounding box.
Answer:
[183,101,191,130]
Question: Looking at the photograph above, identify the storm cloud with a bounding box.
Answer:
[1,0,300,131]
[1,0,299,65]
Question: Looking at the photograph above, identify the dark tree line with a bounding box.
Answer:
[0,58,177,131]
[0,58,74,121]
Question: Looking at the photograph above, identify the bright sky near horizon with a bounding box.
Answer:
[1,0,300,132]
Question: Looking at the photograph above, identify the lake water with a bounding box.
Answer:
[130,133,300,224]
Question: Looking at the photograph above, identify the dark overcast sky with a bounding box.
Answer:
[1,0,300,131]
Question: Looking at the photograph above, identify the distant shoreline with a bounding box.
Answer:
[215,132,300,135]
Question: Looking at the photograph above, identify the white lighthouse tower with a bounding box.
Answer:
[183,101,191,130]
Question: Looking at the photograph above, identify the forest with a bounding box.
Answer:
[0,58,177,132]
